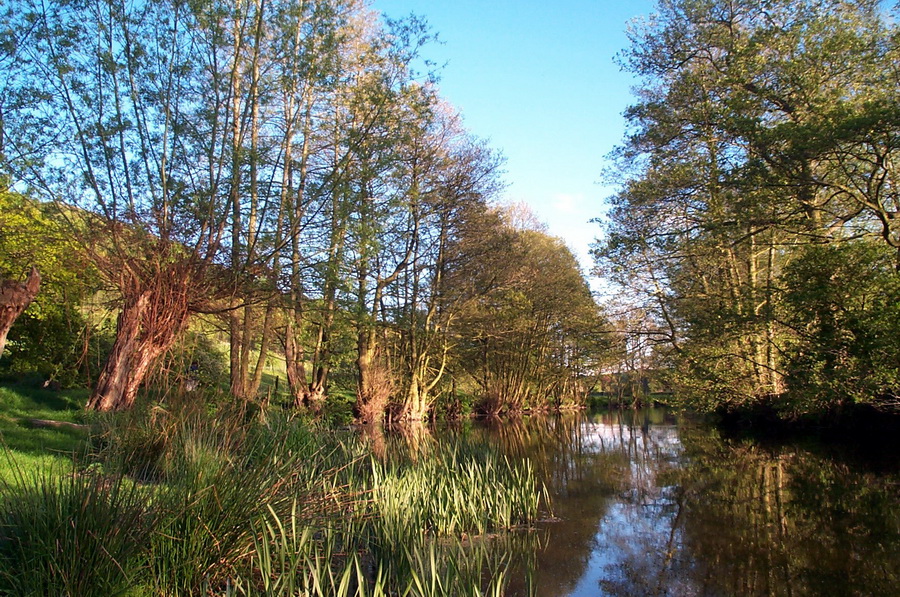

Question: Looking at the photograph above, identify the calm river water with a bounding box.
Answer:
[440,409,900,596]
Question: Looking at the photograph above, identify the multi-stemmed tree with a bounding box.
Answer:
[3,0,613,420]
[1,0,444,411]
[596,0,899,415]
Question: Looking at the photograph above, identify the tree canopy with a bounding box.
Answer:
[0,0,610,419]
[595,0,900,417]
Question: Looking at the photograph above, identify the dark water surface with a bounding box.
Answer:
[443,410,900,596]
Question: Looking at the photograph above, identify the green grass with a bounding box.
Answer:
[0,386,544,595]
[0,382,87,422]
[0,467,150,597]
[0,383,90,482]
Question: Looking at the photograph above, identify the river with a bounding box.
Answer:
[437,409,900,596]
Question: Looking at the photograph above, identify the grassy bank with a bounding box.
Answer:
[0,383,91,483]
[0,387,544,595]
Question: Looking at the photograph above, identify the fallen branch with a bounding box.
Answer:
[23,418,91,432]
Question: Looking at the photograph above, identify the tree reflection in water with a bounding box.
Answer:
[440,410,900,597]
[634,425,900,597]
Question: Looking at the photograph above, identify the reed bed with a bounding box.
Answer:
[0,406,544,595]
[371,441,541,539]
[0,465,149,597]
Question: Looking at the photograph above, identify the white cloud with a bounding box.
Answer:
[550,192,585,214]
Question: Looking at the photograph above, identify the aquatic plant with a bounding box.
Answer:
[243,498,521,596]
[0,408,543,595]
[371,440,541,538]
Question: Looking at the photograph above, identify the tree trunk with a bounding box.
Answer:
[284,315,307,404]
[0,267,41,358]
[399,377,425,422]
[245,301,274,399]
[355,326,388,423]
[227,5,246,401]
[356,327,376,398]
[87,270,191,412]
[229,310,246,399]
[284,310,331,409]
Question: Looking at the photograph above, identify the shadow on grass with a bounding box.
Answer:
[0,421,88,457]
[0,383,88,421]
[0,383,90,478]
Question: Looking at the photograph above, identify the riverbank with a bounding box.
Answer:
[710,401,900,468]
[0,383,544,595]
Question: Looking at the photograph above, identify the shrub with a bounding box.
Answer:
[781,241,900,416]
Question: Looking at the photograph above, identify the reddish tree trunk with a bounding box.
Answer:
[87,280,191,412]
[354,330,391,424]
[284,314,329,409]
[0,267,41,358]
[305,373,327,406]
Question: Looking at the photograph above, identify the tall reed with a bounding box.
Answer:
[243,497,526,596]
[0,463,150,597]
[1,405,544,595]
[371,439,542,538]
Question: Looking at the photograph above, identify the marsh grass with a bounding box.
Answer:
[0,464,150,597]
[0,399,544,595]
[371,440,541,538]
[246,504,370,597]
[245,497,531,597]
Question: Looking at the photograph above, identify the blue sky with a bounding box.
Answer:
[372,0,658,277]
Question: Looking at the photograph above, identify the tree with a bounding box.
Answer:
[454,208,610,415]
[264,3,455,417]
[0,268,40,360]
[781,241,900,414]
[595,0,899,413]
[2,0,448,411]
[3,0,272,409]
[0,190,104,384]
[327,17,456,423]
[385,111,504,421]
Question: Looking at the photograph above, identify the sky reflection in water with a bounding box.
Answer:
[466,410,900,597]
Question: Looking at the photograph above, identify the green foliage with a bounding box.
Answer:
[432,388,478,419]
[0,191,106,386]
[320,389,358,426]
[595,0,900,419]
[245,499,524,597]
[780,241,900,415]
[0,375,544,593]
[2,302,113,388]
[452,219,611,413]
[149,457,267,594]
[150,325,228,393]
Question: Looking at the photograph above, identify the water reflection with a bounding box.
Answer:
[359,421,435,461]
[653,427,900,597]
[439,410,900,596]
